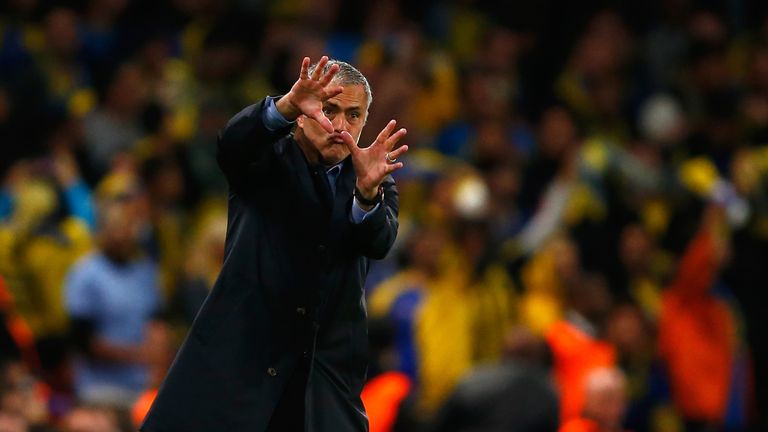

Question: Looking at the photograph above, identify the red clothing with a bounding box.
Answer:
[559,417,601,432]
[0,276,39,370]
[560,417,630,432]
[658,230,735,422]
[546,320,616,421]
[132,388,158,428]
[361,372,412,432]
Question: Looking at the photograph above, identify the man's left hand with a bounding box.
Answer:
[341,119,408,199]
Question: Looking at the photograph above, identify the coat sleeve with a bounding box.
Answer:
[349,175,399,260]
[216,97,294,188]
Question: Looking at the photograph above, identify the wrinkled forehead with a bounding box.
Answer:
[326,82,370,111]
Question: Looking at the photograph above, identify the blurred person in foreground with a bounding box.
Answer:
[60,404,128,432]
[545,269,617,423]
[560,367,628,432]
[0,356,51,432]
[359,317,412,432]
[64,183,169,409]
[142,56,408,431]
[430,325,559,432]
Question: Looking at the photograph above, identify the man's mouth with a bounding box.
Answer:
[330,134,345,144]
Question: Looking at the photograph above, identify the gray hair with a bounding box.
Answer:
[308,59,372,107]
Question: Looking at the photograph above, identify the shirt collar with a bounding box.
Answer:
[325,161,344,176]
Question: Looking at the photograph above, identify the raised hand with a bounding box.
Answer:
[276,56,344,133]
[340,119,409,198]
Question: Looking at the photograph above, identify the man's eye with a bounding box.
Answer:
[350,112,360,118]
[323,107,334,115]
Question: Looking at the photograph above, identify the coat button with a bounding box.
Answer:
[267,367,278,377]
[317,244,326,253]
[296,307,306,316]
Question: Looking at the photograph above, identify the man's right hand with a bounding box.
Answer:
[275,56,343,133]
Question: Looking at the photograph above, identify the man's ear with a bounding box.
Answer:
[296,115,305,129]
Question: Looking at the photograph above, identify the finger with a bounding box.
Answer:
[319,63,340,87]
[300,57,310,79]
[311,56,329,81]
[374,120,397,148]
[384,161,404,174]
[385,128,407,150]
[324,85,344,100]
[310,111,335,134]
[340,131,360,155]
[388,144,409,160]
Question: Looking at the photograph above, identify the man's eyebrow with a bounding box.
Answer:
[323,101,362,111]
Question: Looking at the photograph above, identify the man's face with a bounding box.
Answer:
[296,83,368,166]
[99,198,146,261]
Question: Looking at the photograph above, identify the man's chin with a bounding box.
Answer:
[321,148,349,165]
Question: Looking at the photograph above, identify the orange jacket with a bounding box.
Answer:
[546,320,616,421]
[132,388,159,428]
[361,372,412,432]
[560,417,601,432]
[658,229,734,422]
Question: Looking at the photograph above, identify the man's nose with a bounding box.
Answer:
[332,114,348,132]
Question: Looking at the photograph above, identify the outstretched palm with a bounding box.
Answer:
[341,119,409,197]
[281,56,344,133]
[282,55,409,198]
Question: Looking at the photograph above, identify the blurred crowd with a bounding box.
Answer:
[2,0,768,431]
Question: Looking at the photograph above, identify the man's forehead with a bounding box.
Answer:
[326,83,369,109]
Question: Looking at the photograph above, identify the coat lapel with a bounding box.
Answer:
[284,137,329,215]
[312,165,334,213]
[330,158,355,231]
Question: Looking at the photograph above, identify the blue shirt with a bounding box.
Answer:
[64,252,162,403]
[262,97,379,221]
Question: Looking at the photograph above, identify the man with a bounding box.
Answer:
[545,271,617,423]
[141,56,408,431]
[65,191,167,409]
[430,326,560,432]
[559,367,628,432]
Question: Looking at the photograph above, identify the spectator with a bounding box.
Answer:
[431,325,559,432]
[64,189,168,408]
[0,155,93,343]
[172,203,226,326]
[1,1,768,430]
[360,317,412,432]
[560,367,628,432]
[603,303,680,432]
[83,62,148,176]
[60,404,128,432]
[0,357,49,431]
[545,271,617,423]
[658,205,751,431]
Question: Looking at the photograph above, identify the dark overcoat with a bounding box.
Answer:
[140,97,399,431]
